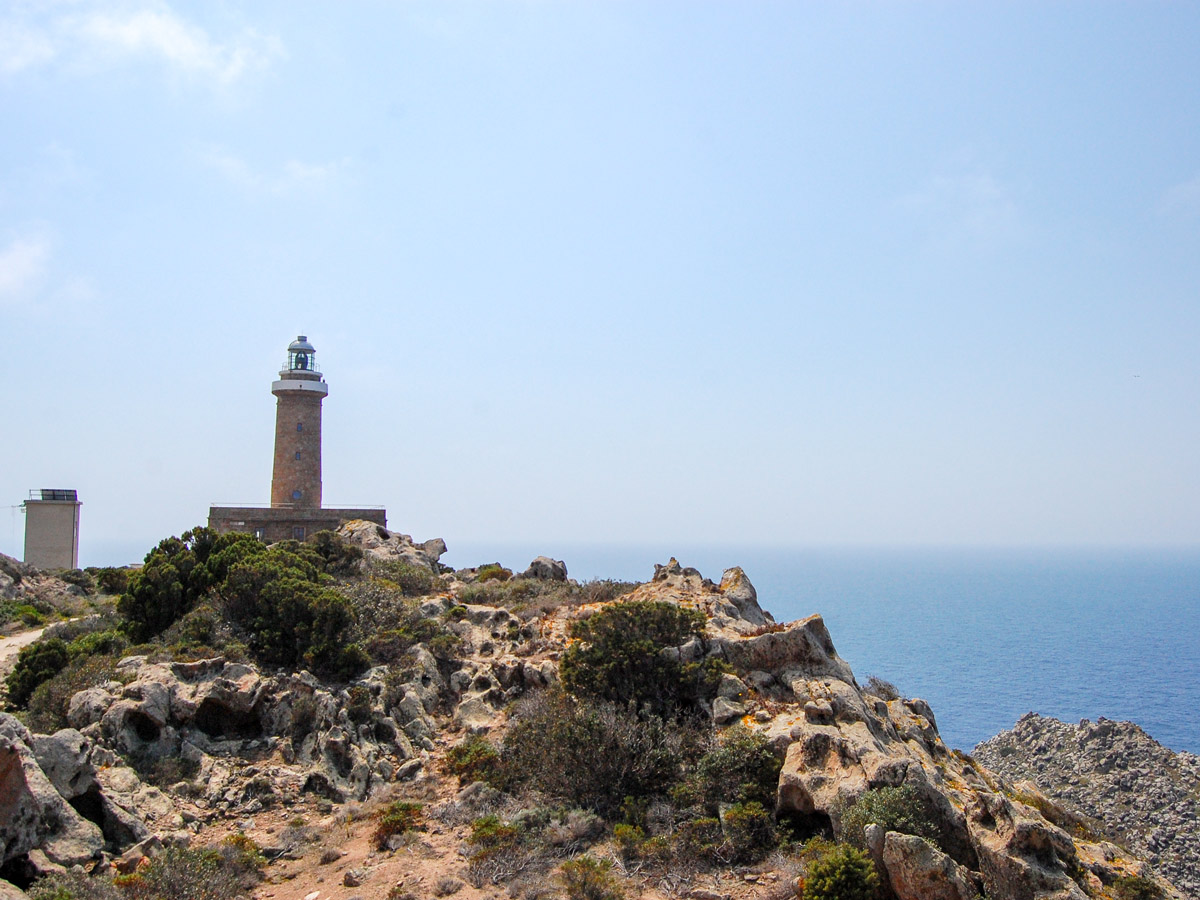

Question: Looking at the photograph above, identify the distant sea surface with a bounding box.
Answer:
[445,543,1200,755]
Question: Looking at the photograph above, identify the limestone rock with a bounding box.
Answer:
[337,520,446,570]
[30,729,97,800]
[0,714,104,867]
[882,831,981,900]
[520,556,568,581]
[718,567,770,626]
[0,879,28,900]
[976,714,1200,899]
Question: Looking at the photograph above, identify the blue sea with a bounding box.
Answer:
[444,543,1200,755]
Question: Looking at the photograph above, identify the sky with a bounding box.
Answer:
[2,1,1199,568]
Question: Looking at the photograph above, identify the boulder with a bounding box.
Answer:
[0,714,104,867]
[0,879,28,900]
[30,729,97,800]
[882,831,981,900]
[520,556,568,581]
[718,567,769,625]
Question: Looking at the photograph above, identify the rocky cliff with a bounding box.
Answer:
[976,713,1200,899]
[0,528,1187,900]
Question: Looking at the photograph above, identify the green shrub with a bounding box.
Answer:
[67,629,128,660]
[1,602,46,627]
[559,856,623,900]
[672,816,725,862]
[800,844,878,900]
[346,684,374,725]
[5,638,69,708]
[445,735,504,788]
[476,563,512,583]
[722,801,776,862]
[90,567,131,596]
[27,870,121,900]
[343,578,445,664]
[501,691,697,816]
[560,600,710,717]
[373,801,425,849]
[119,528,262,641]
[219,546,368,679]
[113,846,252,900]
[25,653,122,733]
[864,675,900,701]
[679,725,781,813]
[371,559,437,597]
[1112,875,1163,900]
[307,530,364,575]
[838,785,938,848]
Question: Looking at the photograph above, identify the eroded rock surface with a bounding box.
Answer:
[977,713,1200,899]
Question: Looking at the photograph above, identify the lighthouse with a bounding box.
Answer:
[208,335,386,542]
[270,336,328,508]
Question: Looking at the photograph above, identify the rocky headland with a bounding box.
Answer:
[0,527,1189,900]
[976,713,1200,899]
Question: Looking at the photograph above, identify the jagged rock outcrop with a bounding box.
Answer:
[1,552,1184,900]
[65,655,437,807]
[976,713,1200,899]
[598,561,1180,900]
[336,520,447,571]
[0,715,105,869]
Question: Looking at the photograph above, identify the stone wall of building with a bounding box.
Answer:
[207,507,386,543]
[270,387,324,509]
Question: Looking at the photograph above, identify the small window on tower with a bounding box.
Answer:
[295,451,301,460]
[253,528,265,540]
[292,490,302,500]
[297,422,303,432]
[293,527,306,540]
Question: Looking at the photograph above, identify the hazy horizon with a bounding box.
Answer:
[4,2,1199,564]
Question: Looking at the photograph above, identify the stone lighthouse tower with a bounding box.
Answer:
[270,336,327,508]
[208,335,386,541]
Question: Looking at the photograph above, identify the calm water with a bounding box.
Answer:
[445,543,1200,754]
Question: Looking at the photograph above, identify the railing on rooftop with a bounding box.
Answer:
[28,489,78,502]
[210,502,385,509]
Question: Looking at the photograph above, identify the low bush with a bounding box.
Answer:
[501,691,698,816]
[112,845,254,900]
[372,800,425,849]
[370,559,437,597]
[90,567,131,596]
[475,564,512,583]
[838,785,938,848]
[27,870,121,900]
[560,600,715,718]
[679,725,781,813]
[307,530,364,575]
[445,735,504,788]
[343,579,445,665]
[863,675,900,701]
[1112,875,1163,900]
[722,801,777,862]
[799,844,878,900]
[5,638,69,708]
[25,653,122,733]
[559,856,624,900]
[219,546,368,679]
[672,816,725,863]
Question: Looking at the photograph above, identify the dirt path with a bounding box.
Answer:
[0,624,49,675]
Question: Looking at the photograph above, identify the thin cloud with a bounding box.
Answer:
[1160,174,1200,218]
[0,2,283,85]
[898,169,1019,248]
[0,235,51,308]
[0,21,56,73]
[199,146,348,195]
